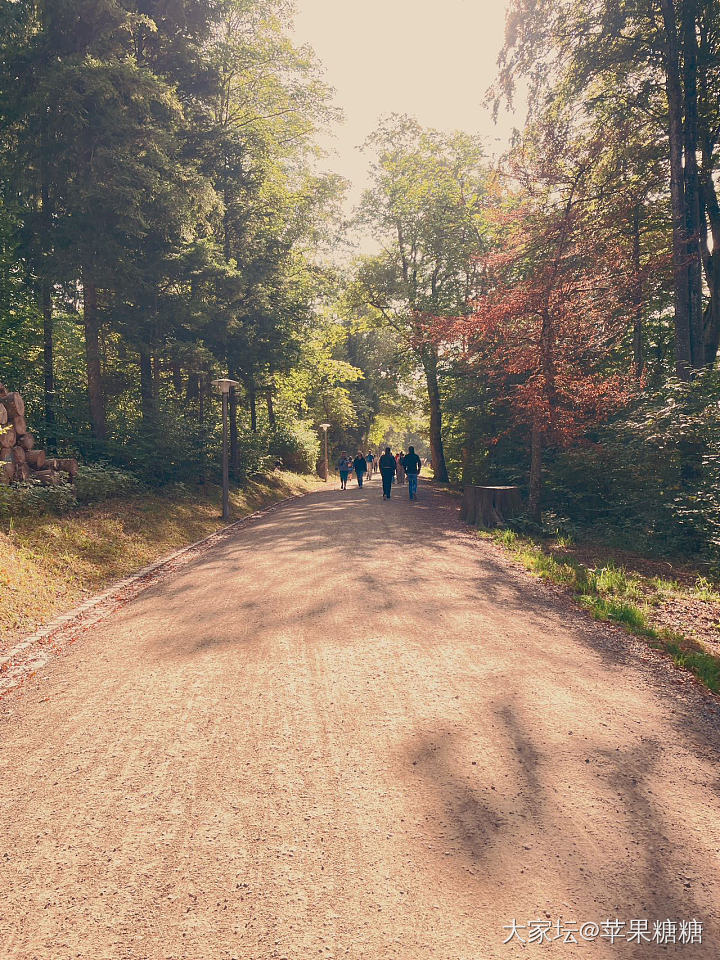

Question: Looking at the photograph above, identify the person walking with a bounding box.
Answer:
[338,453,351,490]
[379,446,396,499]
[365,451,374,479]
[396,452,406,485]
[403,445,422,500]
[353,452,367,488]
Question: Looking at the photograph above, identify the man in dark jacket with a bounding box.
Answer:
[352,452,367,487]
[379,447,396,499]
[403,445,422,500]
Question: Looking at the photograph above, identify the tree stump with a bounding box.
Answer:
[18,432,35,451]
[461,485,522,528]
[0,427,15,449]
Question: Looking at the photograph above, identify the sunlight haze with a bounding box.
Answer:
[292,0,518,249]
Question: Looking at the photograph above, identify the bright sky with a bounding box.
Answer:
[292,0,520,251]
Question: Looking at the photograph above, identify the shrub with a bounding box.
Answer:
[73,463,143,503]
[0,481,78,520]
[267,421,319,473]
[234,431,272,482]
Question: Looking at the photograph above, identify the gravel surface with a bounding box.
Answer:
[1,479,719,959]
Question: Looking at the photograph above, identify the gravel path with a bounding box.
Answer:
[1,480,718,959]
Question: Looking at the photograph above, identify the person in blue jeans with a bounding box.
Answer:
[337,453,351,490]
[402,446,422,500]
[353,452,367,487]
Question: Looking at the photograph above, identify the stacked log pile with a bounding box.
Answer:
[0,383,78,485]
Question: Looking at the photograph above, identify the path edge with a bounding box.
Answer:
[0,487,315,687]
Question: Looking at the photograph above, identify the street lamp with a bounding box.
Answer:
[319,422,331,481]
[212,377,240,521]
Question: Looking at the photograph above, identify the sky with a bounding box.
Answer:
[291,0,521,249]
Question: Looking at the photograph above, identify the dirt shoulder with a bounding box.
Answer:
[0,470,323,654]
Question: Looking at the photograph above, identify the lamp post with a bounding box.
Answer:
[319,422,331,481]
[212,377,240,521]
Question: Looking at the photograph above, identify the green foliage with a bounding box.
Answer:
[544,370,720,560]
[0,482,77,521]
[73,463,143,504]
[267,422,319,473]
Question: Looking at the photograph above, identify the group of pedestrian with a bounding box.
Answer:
[337,446,421,500]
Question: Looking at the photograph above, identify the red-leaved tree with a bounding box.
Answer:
[448,137,638,518]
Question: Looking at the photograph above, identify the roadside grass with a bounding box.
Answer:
[0,470,322,652]
[482,528,720,694]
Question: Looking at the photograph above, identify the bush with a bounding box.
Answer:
[73,463,143,503]
[0,481,78,520]
[267,421,319,473]
[234,430,272,481]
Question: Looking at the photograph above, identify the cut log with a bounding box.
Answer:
[30,468,63,485]
[12,414,27,436]
[11,444,26,465]
[0,427,15,449]
[461,485,523,528]
[45,457,58,470]
[1,391,25,419]
[56,457,78,479]
[26,449,46,469]
[0,449,13,483]
[18,432,35,451]
[15,462,30,481]
[0,404,6,426]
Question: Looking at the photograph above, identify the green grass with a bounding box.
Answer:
[483,527,720,694]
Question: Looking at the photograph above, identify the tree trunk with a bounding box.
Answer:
[660,0,693,379]
[424,348,448,482]
[171,360,183,394]
[41,283,56,452]
[198,386,206,485]
[700,165,720,366]
[152,355,160,399]
[249,389,257,433]
[632,204,644,378]
[682,0,704,368]
[186,373,199,402]
[139,347,155,425]
[40,104,56,453]
[229,380,239,478]
[83,275,106,441]
[528,420,543,522]
[266,390,276,429]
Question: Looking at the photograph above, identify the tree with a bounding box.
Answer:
[495,0,720,377]
[354,116,494,482]
[454,126,635,518]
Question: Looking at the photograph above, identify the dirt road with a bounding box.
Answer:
[1,480,719,959]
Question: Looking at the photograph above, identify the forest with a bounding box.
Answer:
[1,0,720,566]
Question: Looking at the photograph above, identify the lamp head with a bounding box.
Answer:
[212,378,240,394]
